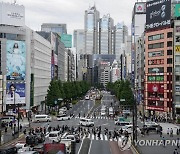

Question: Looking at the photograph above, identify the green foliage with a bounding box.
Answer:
[107,80,134,106]
[47,80,90,107]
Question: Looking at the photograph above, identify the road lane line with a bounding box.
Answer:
[105,135,108,141]
[92,134,94,140]
[77,138,84,154]
[88,139,92,154]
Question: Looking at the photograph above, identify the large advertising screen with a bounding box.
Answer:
[146,0,171,31]
[61,34,72,48]
[6,40,26,80]
[6,82,25,104]
[0,2,25,27]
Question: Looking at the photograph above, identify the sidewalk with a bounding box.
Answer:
[0,118,29,146]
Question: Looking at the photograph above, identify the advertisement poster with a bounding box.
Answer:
[175,4,180,17]
[147,83,164,93]
[6,40,26,80]
[6,82,25,104]
[146,0,171,31]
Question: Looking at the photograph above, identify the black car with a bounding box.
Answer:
[36,133,45,143]
[0,146,17,154]
[26,135,39,146]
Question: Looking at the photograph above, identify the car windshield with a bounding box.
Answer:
[49,134,57,137]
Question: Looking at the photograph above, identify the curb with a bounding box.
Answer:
[130,144,140,154]
[0,133,25,148]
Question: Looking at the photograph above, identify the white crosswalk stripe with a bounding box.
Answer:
[78,133,119,141]
[74,116,115,120]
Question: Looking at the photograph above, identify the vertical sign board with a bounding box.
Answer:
[175,4,180,17]
[146,0,171,31]
[6,40,26,106]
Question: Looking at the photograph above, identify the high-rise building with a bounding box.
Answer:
[84,6,100,54]
[73,29,85,81]
[41,23,67,35]
[99,14,114,54]
[144,0,172,117]
[114,22,128,60]
[131,2,146,87]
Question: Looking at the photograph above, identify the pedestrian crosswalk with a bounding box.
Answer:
[74,116,115,120]
[79,133,121,141]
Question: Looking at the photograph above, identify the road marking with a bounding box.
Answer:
[92,134,94,140]
[77,138,84,154]
[88,134,90,138]
[88,139,92,154]
[104,135,108,141]
[102,123,108,126]
[100,134,103,140]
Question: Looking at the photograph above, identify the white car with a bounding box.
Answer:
[57,114,71,121]
[48,131,61,142]
[119,125,140,134]
[79,118,94,127]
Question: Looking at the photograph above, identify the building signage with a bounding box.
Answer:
[146,0,171,31]
[146,106,164,111]
[148,59,164,65]
[148,76,164,81]
[147,83,164,93]
[6,40,26,80]
[176,26,180,32]
[6,82,25,104]
[0,2,25,27]
[175,4,180,17]
[60,34,72,48]
[175,36,180,42]
[175,45,180,53]
[135,3,146,13]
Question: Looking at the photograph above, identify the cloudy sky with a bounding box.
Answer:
[3,0,142,34]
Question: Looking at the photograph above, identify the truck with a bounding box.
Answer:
[43,143,66,154]
[109,107,114,116]
[101,106,106,116]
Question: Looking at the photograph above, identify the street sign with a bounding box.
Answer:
[54,100,57,105]
[120,99,125,102]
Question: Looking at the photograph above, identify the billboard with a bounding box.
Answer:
[0,2,25,27]
[61,34,72,48]
[146,0,171,31]
[135,3,146,13]
[175,45,180,53]
[175,4,180,17]
[147,83,164,93]
[6,82,25,104]
[6,40,26,80]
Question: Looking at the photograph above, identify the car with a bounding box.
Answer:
[144,121,159,130]
[48,131,61,142]
[119,125,140,134]
[0,146,18,154]
[79,118,94,127]
[57,114,71,121]
[61,134,80,143]
[36,133,45,143]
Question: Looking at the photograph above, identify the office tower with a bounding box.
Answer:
[99,14,114,54]
[41,23,67,35]
[84,6,100,54]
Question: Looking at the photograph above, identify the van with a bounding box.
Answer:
[79,118,94,127]
[1,116,16,123]
[34,115,51,122]
[57,114,71,121]
[48,131,61,142]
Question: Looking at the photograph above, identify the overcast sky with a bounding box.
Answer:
[3,0,143,34]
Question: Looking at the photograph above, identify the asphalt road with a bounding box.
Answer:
[4,92,133,154]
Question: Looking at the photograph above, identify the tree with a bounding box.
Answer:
[47,80,61,107]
